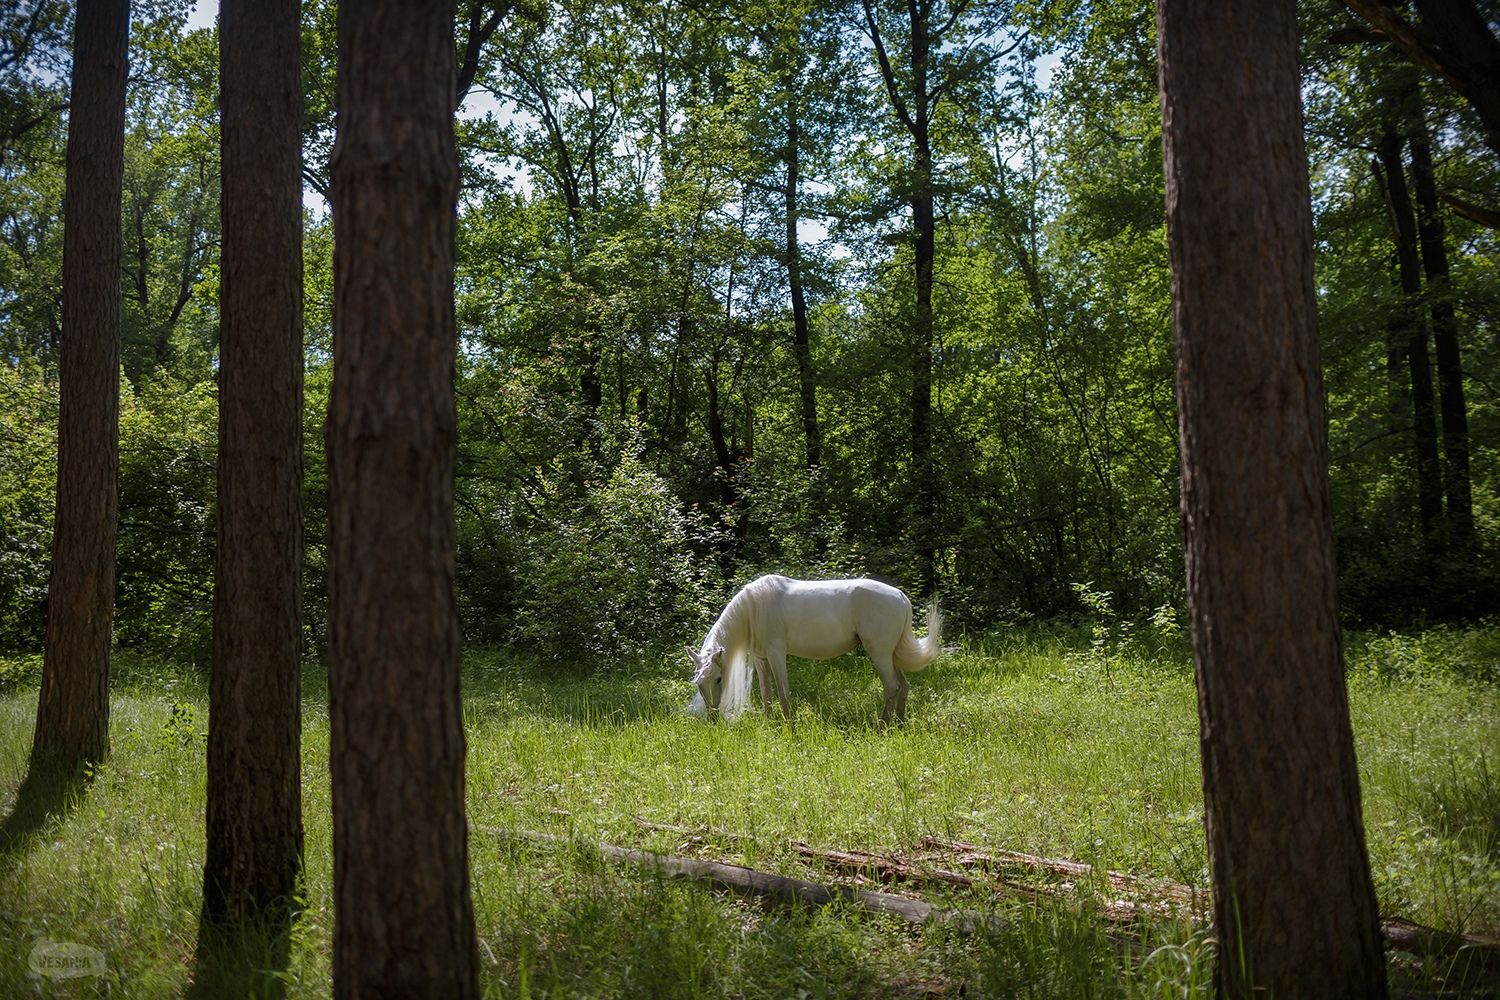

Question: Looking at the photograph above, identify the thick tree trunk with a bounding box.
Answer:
[1376,129,1444,550]
[1156,1,1389,997]
[32,0,129,773]
[1408,114,1474,554]
[203,0,304,924]
[785,105,821,472]
[326,1,479,996]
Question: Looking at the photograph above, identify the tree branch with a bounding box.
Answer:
[861,0,916,135]
[1443,191,1500,228]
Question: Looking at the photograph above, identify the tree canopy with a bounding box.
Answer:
[0,0,1495,659]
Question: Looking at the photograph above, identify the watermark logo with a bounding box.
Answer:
[27,939,106,980]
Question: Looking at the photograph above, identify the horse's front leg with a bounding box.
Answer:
[754,657,774,712]
[767,647,792,719]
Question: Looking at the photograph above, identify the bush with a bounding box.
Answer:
[114,374,217,657]
[0,361,56,650]
[510,448,723,667]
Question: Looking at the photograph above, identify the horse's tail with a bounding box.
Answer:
[894,599,943,673]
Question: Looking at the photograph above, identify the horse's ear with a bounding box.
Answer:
[684,645,700,665]
[712,644,725,660]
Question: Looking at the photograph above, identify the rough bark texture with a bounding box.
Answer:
[326,1,479,996]
[1155,1,1389,997]
[1376,128,1444,548]
[32,0,129,772]
[1408,114,1474,553]
[203,0,305,924]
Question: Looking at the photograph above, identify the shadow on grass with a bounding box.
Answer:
[454,643,1043,732]
[0,759,89,876]
[187,906,294,1000]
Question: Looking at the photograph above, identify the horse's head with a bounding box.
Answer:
[685,644,726,719]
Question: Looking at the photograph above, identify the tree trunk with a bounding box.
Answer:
[909,13,937,599]
[1156,1,1389,997]
[31,0,129,773]
[1376,128,1444,551]
[326,0,479,996]
[704,351,744,551]
[863,0,939,596]
[203,0,304,924]
[1407,112,1474,554]
[784,96,821,471]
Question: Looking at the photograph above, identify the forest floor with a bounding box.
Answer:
[0,625,1496,998]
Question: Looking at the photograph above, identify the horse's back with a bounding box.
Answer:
[768,576,907,609]
[762,576,912,656]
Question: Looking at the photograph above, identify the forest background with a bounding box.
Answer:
[1,0,1496,663]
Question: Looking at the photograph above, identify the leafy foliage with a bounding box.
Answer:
[1,0,1496,658]
[509,447,722,664]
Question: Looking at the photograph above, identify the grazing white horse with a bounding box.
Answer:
[686,574,942,724]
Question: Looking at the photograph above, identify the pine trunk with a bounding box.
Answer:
[326,0,479,995]
[909,11,936,598]
[1376,128,1444,550]
[203,0,305,923]
[32,0,129,773]
[1156,1,1389,996]
[1407,114,1474,554]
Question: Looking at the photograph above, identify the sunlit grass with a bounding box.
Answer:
[0,627,1494,997]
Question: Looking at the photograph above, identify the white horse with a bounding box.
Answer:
[686,574,943,724]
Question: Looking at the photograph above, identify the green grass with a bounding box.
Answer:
[0,627,1496,997]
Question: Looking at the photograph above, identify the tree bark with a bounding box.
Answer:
[1407,112,1474,554]
[326,0,479,996]
[1376,128,1444,551]
[1156,1,1389,997]
[31,0,129,773]
[203,0,304,924]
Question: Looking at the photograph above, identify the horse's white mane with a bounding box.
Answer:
[694,577,775,717]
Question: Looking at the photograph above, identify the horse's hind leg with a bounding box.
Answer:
[870,649,901,726]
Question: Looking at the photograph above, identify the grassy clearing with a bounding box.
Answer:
[0,626,1495,997]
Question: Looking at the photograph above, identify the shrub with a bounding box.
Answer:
[0,361,56,650]
[510,448,723,667]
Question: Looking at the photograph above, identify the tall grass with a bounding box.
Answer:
[0,627,1494,997]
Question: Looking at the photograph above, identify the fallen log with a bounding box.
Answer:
[1380,917,1500,978]
[920,835,1201,906]
[490,826,1498,986]
[920,836,1497,972]
[796,842,1181,925]
[791,842,977,890]
[617,824,1500,976]
[492,828,1002,933]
